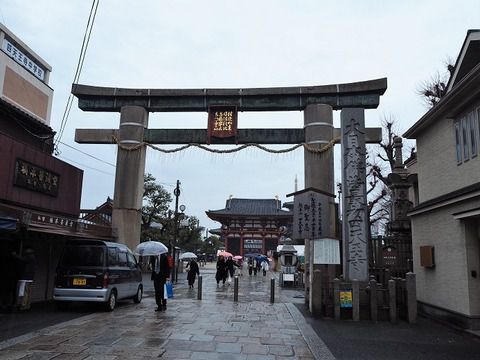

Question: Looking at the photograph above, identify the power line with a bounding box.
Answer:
[54,0,100,149]
[56,155,114,176]
[59,141,115,167]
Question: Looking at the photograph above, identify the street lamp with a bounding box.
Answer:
[172,204,185,283]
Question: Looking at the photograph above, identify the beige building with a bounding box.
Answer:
[404,30,480,329]
[0,23,53,126]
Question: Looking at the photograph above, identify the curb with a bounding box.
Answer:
[0,312,99,351]
[286,302,336,360]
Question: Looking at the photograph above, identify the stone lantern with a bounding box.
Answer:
[279,238,298,286]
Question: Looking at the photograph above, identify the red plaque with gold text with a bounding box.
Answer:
[207,106,238,144]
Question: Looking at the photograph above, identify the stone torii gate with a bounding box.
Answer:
[72,78,387,283]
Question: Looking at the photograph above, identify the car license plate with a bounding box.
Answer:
[73,278,86,286]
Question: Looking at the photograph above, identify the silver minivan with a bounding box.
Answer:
[53,239,143,311]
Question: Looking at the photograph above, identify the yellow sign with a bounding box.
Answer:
[213,111,234,131]
[340,290,353,308]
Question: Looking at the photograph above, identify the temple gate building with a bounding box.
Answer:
[206,198,292,256]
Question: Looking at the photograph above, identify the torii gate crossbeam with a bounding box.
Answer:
[72,78,386,112]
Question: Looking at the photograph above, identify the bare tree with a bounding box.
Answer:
[417,58,455,108]
[367,116,398,235]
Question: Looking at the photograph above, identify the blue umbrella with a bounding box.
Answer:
[255,254,268,263]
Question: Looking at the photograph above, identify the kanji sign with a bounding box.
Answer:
[341,108,368,282]
[291,189,333,240]
[2,38,45,81]
[14,159,60,196]
[207,106,238,143]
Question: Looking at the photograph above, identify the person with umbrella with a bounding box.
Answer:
[186,258,200,289]
[215,255,228,286]
[256,254,269,276]
[151,253,170,312]
[260,258,269,276]
[225,256,240,281]
[135,241,171,311]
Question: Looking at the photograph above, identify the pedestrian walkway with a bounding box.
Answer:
[0,263,332,359]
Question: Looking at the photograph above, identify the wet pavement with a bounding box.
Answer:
[1,263,480,359]
[0,263,327,359]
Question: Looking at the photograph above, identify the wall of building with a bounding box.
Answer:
[29,233,67,303]
[0,133,83,216]
[412,197,480,316]
[416,101,480,203]
[466,218,480,315]
[0,107,53,153]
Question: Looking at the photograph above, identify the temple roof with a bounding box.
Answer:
[206,198,292,218]
[209,228,222,235]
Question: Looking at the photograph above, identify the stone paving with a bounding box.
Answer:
[0,263,334,359]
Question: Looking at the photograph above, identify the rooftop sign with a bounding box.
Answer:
[2,38,45,81]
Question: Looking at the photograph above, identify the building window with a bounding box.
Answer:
[462,117,469,161]
[455,121,462,163]
[473,109,480,157]
[455,108,480,164]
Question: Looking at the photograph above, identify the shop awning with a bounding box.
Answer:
[0,216,18,231]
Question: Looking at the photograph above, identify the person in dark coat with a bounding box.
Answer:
[248,257,258,276]
[225,256,240,280]
[1,244,19,310]
[215,256,228,286]
[151,253,170,311]
[186,259,199,289]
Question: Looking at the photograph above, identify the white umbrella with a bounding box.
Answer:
[180,252,197,260]
[134,241,168,256]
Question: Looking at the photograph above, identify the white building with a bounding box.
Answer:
[404,30,480,329]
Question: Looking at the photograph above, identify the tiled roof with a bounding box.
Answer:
[207,198,292,216]
[209,228,222,235]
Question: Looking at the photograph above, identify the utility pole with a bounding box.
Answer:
[172,179,180,283]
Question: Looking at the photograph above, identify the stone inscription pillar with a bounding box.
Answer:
[303,104,336,312]
[112,106,149,251]
[341,108,368,282]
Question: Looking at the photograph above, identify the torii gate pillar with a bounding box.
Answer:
[303,104,337,314]
[112,106,149,250]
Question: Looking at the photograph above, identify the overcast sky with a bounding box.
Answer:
[2,1,479,233]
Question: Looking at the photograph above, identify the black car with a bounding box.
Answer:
[53,239,143,311]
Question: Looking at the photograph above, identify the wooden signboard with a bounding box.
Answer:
[207,106,238,144]
[291,188,333,240]
[420,246,435,268]
[14,159,60,197]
